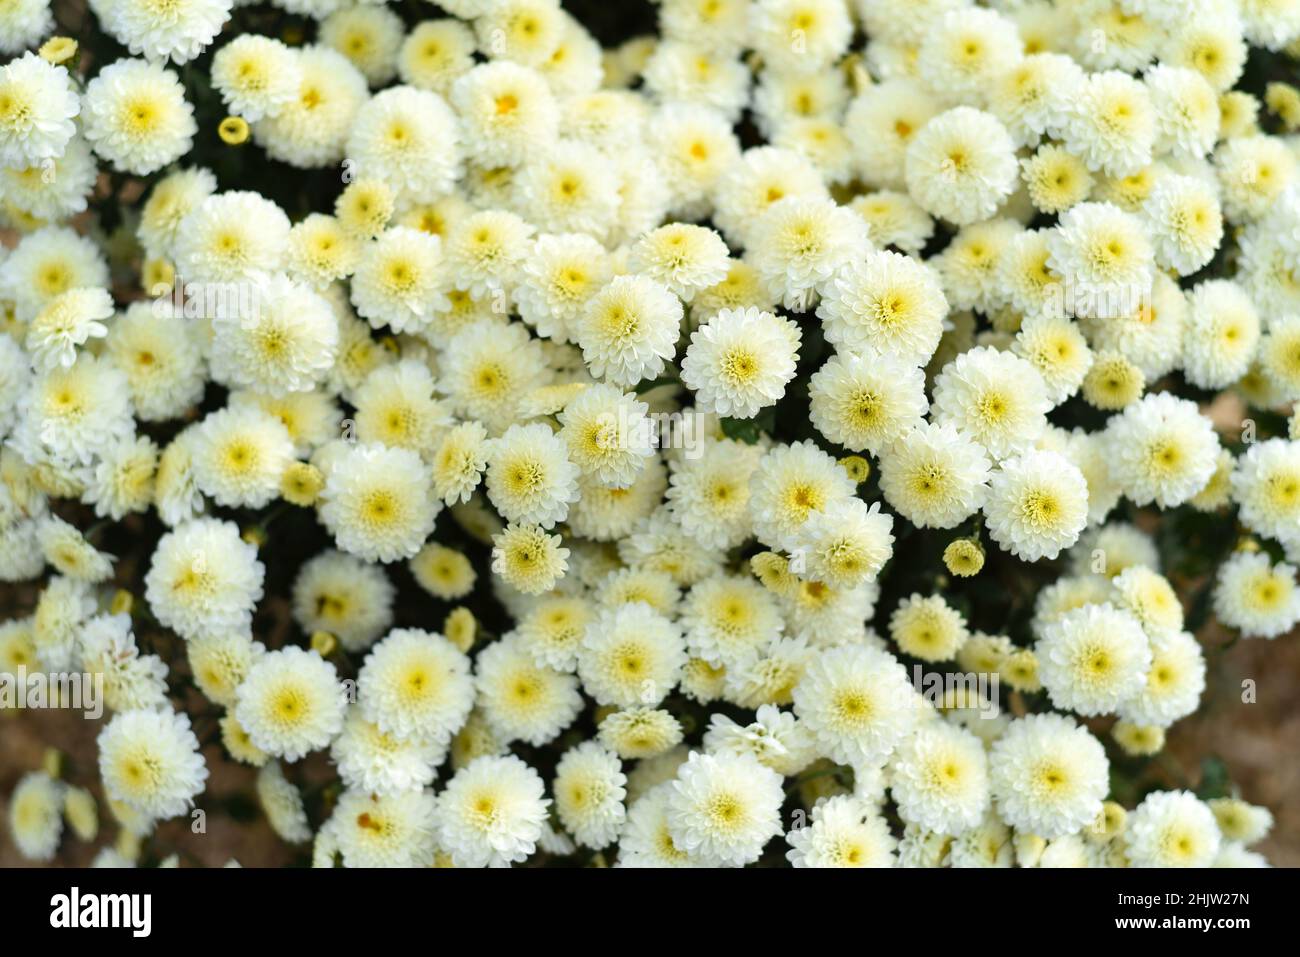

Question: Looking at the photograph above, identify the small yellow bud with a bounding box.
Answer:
[39,37,78,66]
[218,116,250,145]
[116,828,142,863]
[64,787,100,842]
[110,589,135,616]
[444,607,477,653]
[143,258,176,296]
[1082,352,1144,410]
[242,525,268,548]
[43,748,63,779]
[943,538,984,577]
[838,454,871,484]
[281,461,325,506]
[1112,720,1165,757]
[1086,801,1128,842]
[310,631,338,657]
[1235,536,1260,552]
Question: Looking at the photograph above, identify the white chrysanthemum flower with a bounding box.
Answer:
[331,709,441,796]
[31,576,95,671]
[436,754,550,868]
[474,634,582,746]
[988,52,1086,147]
[0,226,109,324]
[350,226,445,335]
[1240,0,1300,50]
[484,422,580,529]
[96,0,230,64]
[1118,629,1206,728]
[1146,64,1220,161]
[209,274,337,396]
[665,750,784,867]
[1232,439,1300,549]
[791,498,894,588]
[681,307,800,419]
[440,321,550,433]
[653,102,740,217]
[8,771,63,862]
[36,514,113,583]
[1060,70,1156,178]
[1216,134,1295,223]
[665,438,760,550]
[905,107,1018,226]
[748,440,855,552]
[704,707,813,779]
[1126,790,1221,868]
[891,722,990,836]
[515,233,610,343]
[1213,550,1300,639]
[713,146,829,248]
[628,223,729,303]
[1111,565,1184,637]
[1037,602,1152,717]
[255,762,311,844]
[451,61,557,167]
[291,549,393,653]
[1259,315,1300,402]
[807,347,928,454]
[137,166,217,260]
[211,35,302,122]
[14,353,133,467]
[1081,271,1186,382]
[191,404,294,509]
[172,190,291,285]
[747,195,871,311]
[1183,279,1260,390]
[97,709,208,822]
[847,190,935,254]
[819,251,948,365]
[84,433,159,521]
[0,53,79,170]
[252,46,368,168]
[1103,392,1219,508]
[750,0,851,72]
[879,421,993,530]
[918,5,1023,102]
[0,0,53,56]
[514,140,621,240]
[235,646,345,761]
[25,286,113,372]
[785,793,895,868]
[319,4,404,85]
[144,518,264,641]
[0,133,97,221]
[357,628,473,747]
[578,602,686,708]
[331,788,438,868]
[932,347,1051,460]
[320,443,440,563]
[576,275,682,388]
[843,78,941,191]
[105,302,205,423]
[491,522,570,595]
[350,359,450,456]
[792,643,921,767]
[553,742,627,849]
[81,58,196,175]
[984,449,1089,562]
[398,19,476,94]
[557,383,653,489]
[988,713,1109,838]
[442,209,534,300]
[678,574,781,669]
[1013,313,1093,406]
[1047,201,1154,321]
[347,86,460,206]
[1140,174,1222,277]
[431,420,490,506]
[889,592,968,662]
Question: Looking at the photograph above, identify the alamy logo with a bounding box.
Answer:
[0,668,103,719]
[49,887,151,937]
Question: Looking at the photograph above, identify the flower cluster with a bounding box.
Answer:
[3,0,1296,868]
